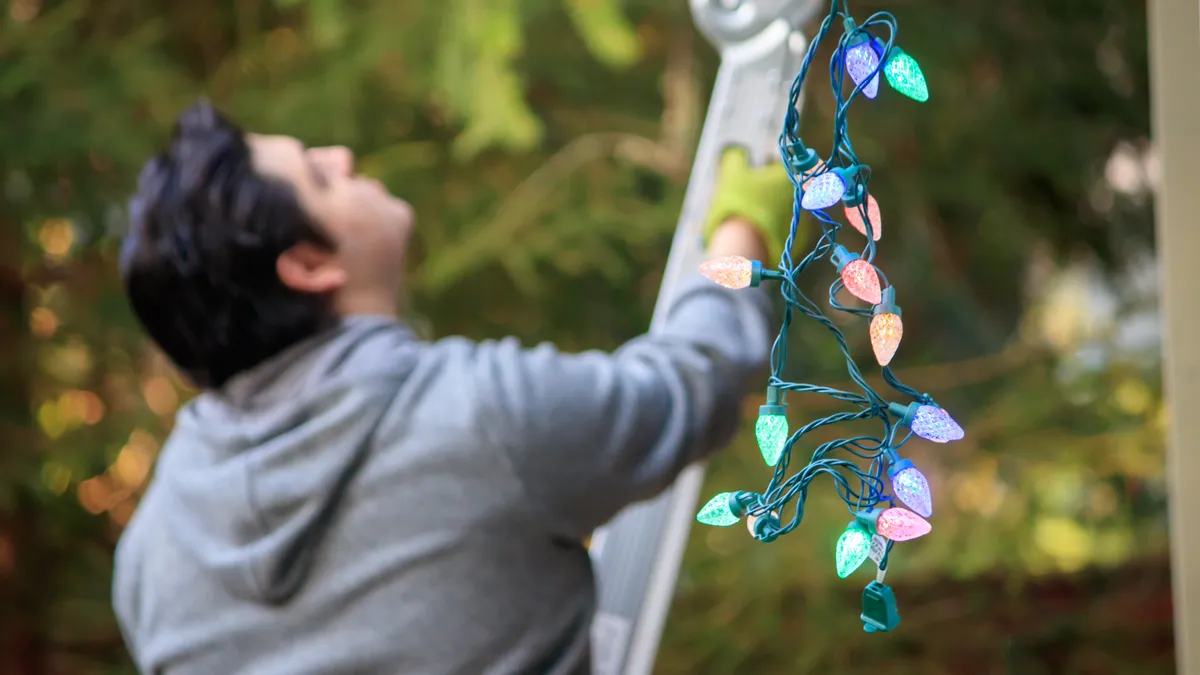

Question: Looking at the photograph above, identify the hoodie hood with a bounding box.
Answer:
[153,316,414,605]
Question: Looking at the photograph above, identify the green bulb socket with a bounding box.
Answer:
[830,244,862,274]
[752,512,781,543]
[749,260,784,287]
[788,146,822,174]
[832,166,863,190]
[887,457,914,481]
[861,581,902,633]
[728,491,755,519]
[842,182,868,208]
[888,401,919,427]
[872,287,902,318]
[844,518,870,537]
[842,16,867,42]
[854,508,881,534]
[760,385,788,417]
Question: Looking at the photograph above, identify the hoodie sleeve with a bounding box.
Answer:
[473,274,773,539]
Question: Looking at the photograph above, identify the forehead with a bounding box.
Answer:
[247,133,305,181]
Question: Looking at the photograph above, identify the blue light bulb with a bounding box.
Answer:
[800,167,859,211]
[844,36,881,99]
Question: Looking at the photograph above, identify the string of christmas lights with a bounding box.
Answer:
[693,1,958,633]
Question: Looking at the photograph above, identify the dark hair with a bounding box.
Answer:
[120,101,336,389]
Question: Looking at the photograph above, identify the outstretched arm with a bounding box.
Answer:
[474,218,775,538]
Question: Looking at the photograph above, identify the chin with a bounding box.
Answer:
[392,198,415,232]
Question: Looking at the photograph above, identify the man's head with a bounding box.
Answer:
[120,101,414,389]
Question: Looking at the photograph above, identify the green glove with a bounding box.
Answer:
[703,146,801,263]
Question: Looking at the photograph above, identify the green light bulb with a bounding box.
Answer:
[755,412,788,466]
[835,522,872,578]
[696,492,740,527]
[883,47,928,102]
[756,386,789,466]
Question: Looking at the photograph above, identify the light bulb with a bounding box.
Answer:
[870,313,902,366]
[889,402,964,443]
[875,507,931,542]
[756,412,788,466]
[844,36,881,99]
[830,245,882,304]
[888,459,932,518]
[835,522,872,578]
[755,386,789,466]
[843,260,882,304]
[844,194,882,241]
[911,405,964,443]
[884,47,929,102]
[870,287,903,367]
[696,492,743,527]
[699,256,754,290]
[800,171,847,211]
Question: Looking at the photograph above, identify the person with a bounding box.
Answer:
[112,100,796,675]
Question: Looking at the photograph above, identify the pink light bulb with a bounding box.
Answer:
[875,507,931,542]
[845,195,882,241]
[841,259,882,304]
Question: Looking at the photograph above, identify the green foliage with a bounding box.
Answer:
[0,0,1162,672]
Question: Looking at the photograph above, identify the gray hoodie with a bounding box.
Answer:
[112,274,772,675]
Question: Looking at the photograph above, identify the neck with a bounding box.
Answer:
[334,287,399,319]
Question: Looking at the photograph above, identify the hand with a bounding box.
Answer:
[703,146,801,263]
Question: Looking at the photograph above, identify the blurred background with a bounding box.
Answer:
[0,0,1164,673]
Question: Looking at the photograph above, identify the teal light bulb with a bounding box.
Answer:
[835,522,872,578]
[756,413,788,466]
[883,47,928,102]
[696,492,749,527]
[756,386,789,466]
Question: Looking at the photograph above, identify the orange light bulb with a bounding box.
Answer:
[868,285,902,365]
[870,287,903,366]
[699,256,754,289]
[845,195,882,241]
[870,313,902,366]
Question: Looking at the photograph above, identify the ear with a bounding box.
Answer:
[277,241,346,294]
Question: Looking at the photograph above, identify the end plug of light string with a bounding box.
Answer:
[861,580,902,633]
